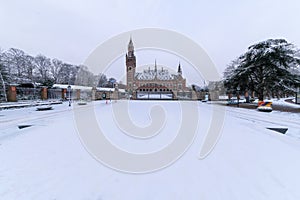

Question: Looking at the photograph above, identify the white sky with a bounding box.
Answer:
[1,0,300,83]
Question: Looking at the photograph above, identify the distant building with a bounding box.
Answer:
[125,37,192,99]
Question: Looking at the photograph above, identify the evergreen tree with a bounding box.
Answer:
[224,39,300,100]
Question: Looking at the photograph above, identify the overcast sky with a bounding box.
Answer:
[1,0,300,79]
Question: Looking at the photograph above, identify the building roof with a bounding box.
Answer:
[52,84,124,92]
[52,84,93,90]
[135,67,179,81]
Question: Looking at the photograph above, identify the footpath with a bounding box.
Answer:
[0,100,63,110]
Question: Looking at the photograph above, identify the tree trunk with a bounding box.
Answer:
[258,89,264,101]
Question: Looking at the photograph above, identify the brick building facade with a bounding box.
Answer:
[126,38,191,99]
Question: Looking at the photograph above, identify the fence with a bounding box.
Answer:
[48,88,63,99]
[16,87,41,100]
[177,91,192,100]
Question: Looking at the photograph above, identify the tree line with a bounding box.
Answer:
[1,38,299,102]
[0,47,113,88]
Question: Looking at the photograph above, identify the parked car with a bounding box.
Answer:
[226,99,238,105]
[257,101,273,112]
[36,105,53,111]
[77,100,87,105]
[226,97,245,105]
[239,98,246,103]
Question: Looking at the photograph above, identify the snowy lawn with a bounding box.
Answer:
[1,101,300,199]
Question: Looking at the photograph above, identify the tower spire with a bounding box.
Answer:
[128,36,134,57]
[178,62,182,75]
[154,59,157,79]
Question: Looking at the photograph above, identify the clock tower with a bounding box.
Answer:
[126,37,136,91]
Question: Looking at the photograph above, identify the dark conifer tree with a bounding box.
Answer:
[224,39,300,100]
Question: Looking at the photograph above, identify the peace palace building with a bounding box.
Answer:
[125,38,196,100]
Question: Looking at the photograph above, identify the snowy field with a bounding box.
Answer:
[1,100,300,199]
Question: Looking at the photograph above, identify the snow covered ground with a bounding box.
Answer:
[1,100,300,199]
[271,98,300,108]
[250,98,300,108]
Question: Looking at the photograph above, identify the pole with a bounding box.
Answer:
[68,85,71,107]
[69,91,71,106]
[237,91,239,107]
[237,86,240,108]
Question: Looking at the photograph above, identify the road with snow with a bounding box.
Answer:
[1,100,300,200]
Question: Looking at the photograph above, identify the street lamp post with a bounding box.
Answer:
[237,86,240,107]
[296,87,300,104]
[67,85,71,107]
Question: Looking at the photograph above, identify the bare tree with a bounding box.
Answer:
[24,55,35,82]
[2,48,28,83]
[97,73,107,87]
[34,54,52,84]
[51,58,63,83]
[0,48,7,101]
[75,65,96,86]
[57,63,76,84]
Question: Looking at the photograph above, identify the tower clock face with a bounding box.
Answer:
[128,66,132,70]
